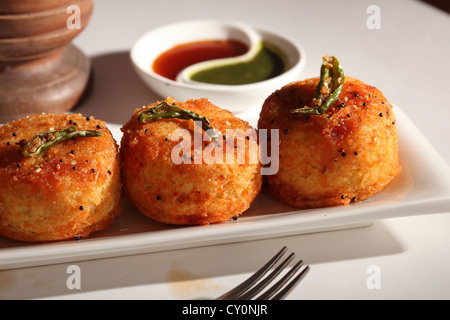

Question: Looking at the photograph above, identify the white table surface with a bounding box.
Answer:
[1,0,450,300]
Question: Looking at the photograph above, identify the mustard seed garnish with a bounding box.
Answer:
[79,206,84,210]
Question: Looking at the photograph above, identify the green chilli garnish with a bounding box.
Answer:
[21,126,102,157]
[291,55,345,115]
[137,101,219,141]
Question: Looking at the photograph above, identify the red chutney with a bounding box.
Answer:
[152,40,248,81]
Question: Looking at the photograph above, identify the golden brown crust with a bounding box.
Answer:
[120,98,262,225]
[0,113,123,242]
[258,76,400,208]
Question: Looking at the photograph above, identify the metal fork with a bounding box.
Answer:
[216,246,309,300]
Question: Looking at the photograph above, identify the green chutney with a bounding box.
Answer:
[190,42,286,85]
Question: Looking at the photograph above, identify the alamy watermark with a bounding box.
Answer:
[66,264,81,290]
[169,121,279,175]
[366,5,381,30]
[66,5,81,30]
[366,264,381,290]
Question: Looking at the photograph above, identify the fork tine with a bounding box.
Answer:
[257,261,310,300]
[270,265,310,300]
[216,246,288,300]
[237,253,295,300]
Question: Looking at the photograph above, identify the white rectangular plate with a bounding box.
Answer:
[1,105,449,270]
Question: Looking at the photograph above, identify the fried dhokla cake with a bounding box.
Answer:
[120,97,262,225]
[0,113,122,242]
[258,55,400,208]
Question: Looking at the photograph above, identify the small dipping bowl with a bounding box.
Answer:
[130,19,306,114]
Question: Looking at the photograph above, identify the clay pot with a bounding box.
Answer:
[0,0,93,123]
[0,0,77,14]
